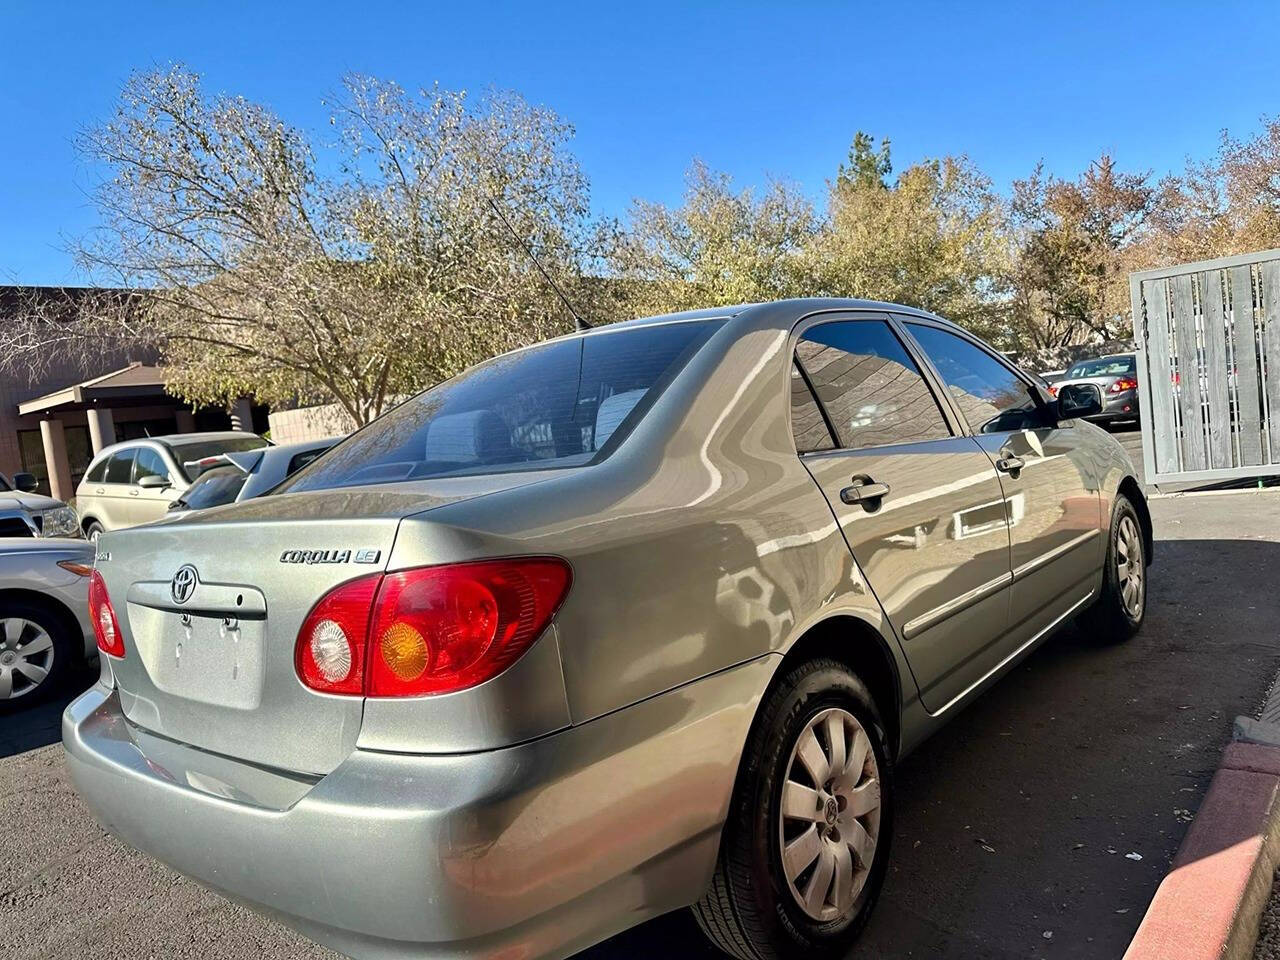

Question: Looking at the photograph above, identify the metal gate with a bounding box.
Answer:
[1129,248,1280,485]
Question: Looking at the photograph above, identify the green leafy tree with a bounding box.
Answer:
[810,155,1013,341]
[837,132,891,190]
[606,160,817,314]
[1010,155,1155,347]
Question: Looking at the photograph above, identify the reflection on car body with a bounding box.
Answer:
[65,299,1152,960]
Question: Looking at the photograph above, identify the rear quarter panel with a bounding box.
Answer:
[403,309,907,726]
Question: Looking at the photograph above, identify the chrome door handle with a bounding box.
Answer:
[995,455,1025,475]
[128,489,140,497]
[840,477,891,508]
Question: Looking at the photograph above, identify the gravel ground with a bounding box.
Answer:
[2,486,1279,960]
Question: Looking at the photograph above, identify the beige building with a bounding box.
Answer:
[1,287,265,501]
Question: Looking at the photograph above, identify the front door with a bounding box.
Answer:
[130,447,178,526]
[901,320,1102,643]
[791,316,1013,713]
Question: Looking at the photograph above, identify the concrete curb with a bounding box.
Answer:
[1124,731,1280,960]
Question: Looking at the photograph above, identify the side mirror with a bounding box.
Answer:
[12,472,38,493]
[1057,383,1103,420]
[137,474,171,490]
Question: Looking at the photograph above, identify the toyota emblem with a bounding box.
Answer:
[171,564,198,604]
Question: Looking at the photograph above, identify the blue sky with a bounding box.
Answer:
[4,0,1280,285]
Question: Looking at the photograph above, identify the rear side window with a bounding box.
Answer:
[795,320,951,450]
[170,436,269,481]
[286,447,330,475]
[279,321,722,492]
[104,449,135,484]
[180,467,248,510]
[85,458,108,483]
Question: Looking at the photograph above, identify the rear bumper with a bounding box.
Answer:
[1085,389,1139,422]
[63,657,775,959]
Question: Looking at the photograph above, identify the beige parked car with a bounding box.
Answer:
[75,432,267,538]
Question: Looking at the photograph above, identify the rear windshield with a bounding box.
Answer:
[279,320,722,492]
[1067,356,1135,378]
[168,436,269,481]
[174,466,248,511]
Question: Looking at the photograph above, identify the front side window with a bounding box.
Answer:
[905,323,1046,434]
[104,449,135,484]
[795,320,951,451]
[133,448,171,484]
[280,320,722,492]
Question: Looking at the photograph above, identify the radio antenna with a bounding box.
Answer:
[483,195,592,331]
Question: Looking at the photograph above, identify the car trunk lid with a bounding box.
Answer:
[95,477,555,775]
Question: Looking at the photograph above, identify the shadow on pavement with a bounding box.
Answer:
[0,664,96,759]
[579,536,1280,960]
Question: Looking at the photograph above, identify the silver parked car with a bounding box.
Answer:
[165,438,341,516]
[75,432,269,537]
[64,300,1151,960]
[0,471,82,538]
[0,537,95,706]
[1048,353,1139,425]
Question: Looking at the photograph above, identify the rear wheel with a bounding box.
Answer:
[84,520,104,542]
[1080,494,1146,642]
[0,600,75,710]
[693,659,892,960]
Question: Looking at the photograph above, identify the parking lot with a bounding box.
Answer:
[3,488,1279,960]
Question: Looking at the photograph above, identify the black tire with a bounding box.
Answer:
[84,520,104,542]
[0,598,78,711]
[693,659,893,960]
[1079,493,1147,642]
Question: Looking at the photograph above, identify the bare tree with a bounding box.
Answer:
[1,67,593,426]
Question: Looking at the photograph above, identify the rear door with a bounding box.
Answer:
[791,314,1014,713]
[900,319,1103,644]
[96,449,137,531]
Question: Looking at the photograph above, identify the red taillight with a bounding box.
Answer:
[89,570,125,658]
[1110,377,1138,393]
[294,558,572,698]
[294,573,380,695]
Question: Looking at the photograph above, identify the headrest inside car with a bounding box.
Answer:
[594,390,646,450]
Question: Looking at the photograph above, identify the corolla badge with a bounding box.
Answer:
[171,564,199,604]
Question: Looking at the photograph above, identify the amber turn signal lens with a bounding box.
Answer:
[380,622,430,681]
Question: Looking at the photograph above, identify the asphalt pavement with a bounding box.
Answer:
[3,486,1279,960]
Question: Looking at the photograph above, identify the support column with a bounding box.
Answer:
[175,409,196,433]
[86,406,116,454]
[39,420,74,502]
[229,396,254,433]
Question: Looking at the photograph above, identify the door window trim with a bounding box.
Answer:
[788,310,963,455]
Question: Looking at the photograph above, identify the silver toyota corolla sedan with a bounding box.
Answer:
[64,299,1151,960]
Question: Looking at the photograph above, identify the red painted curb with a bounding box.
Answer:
[1124,740,1280,960]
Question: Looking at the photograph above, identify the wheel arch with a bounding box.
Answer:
[772,614,904,761]
[1117,475,1154,566]
[0,587,85,663]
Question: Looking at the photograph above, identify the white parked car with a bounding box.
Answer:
[75,432,268,538]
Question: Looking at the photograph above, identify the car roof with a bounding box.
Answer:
[87,431,263,462]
